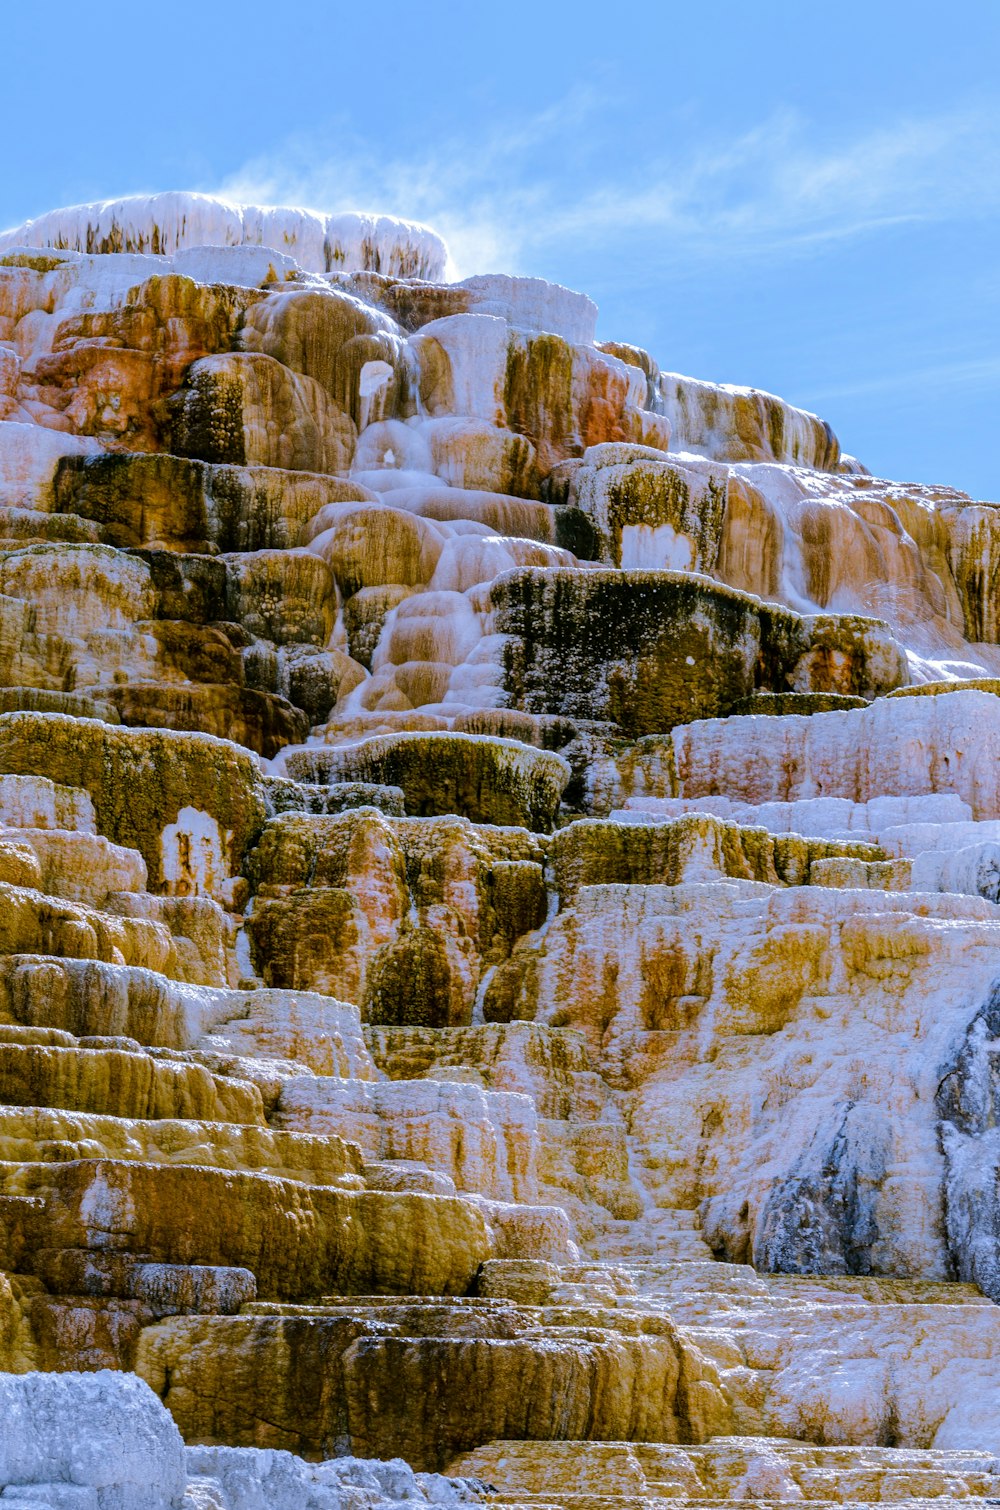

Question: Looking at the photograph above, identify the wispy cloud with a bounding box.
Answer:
[206,93,1000,280]
[808,354,1000,404]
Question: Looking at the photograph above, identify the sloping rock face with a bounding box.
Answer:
[1,191,1000,1504]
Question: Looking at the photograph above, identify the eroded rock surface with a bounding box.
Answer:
[0,190,999,1505]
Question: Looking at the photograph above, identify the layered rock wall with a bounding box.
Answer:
[0,191,998,1504]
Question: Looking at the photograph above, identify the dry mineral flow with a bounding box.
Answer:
[0,189,997,1506]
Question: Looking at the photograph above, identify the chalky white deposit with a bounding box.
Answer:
[0,190,998,1503]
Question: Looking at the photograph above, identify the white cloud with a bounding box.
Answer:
[808,354,1000,404]
[206,93,1000,279]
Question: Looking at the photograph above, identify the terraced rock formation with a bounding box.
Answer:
[0,190,999,1506]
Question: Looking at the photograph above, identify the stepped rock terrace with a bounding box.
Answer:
[0,190,998,1508]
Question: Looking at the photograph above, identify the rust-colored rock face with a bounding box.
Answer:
[1,190,1000,1505]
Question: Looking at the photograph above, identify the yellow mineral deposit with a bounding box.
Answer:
[0,190,998,1506]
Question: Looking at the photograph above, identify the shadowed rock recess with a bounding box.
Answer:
[1,190,1000,1506]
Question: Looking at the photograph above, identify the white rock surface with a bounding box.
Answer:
[0,1371,186,1510]
[672,692,1000,818]
[169,244,300,289]
[0,775,97,832]
[0,424,100,508]
[275,1075,539,1202]
[185,1445,480,1509]
[456,272,597,343]
[660,372,838,469]
[0,1371,481,1510]
[0,193,448,281]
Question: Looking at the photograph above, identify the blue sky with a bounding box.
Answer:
[3,1,999,495]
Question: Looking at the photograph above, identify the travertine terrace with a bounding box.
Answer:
[0,189,999,1506]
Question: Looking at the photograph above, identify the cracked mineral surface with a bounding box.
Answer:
[0,190,998,1507]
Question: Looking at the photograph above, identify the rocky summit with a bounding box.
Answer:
[0,188,999,1507]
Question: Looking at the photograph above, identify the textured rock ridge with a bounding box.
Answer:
[0,191,449,279]
[0,190,1000,1503]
